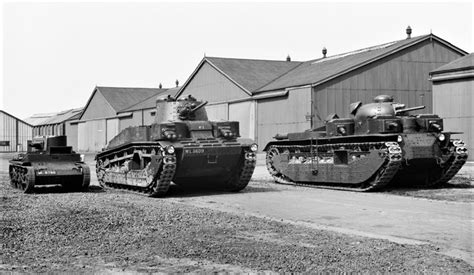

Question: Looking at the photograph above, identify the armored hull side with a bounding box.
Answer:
[264,95,468,191]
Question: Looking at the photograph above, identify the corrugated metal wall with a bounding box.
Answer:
[33,123,65,136]
[433,79,473,160]
[312,40,463,127]
[78,119,106,152]
[66,122,78,151]
[257,87,311,149]
[0,111,33,152]
[119,112,141,132]
[206,104,228,120]
[106,118,119,143]
[229,101,255,139]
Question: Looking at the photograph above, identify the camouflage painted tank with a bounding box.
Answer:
[95,95,258,197]
[9,136,90,193]
[264,95,468,191]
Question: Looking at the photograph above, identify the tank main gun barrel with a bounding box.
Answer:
[395,105,425,115]
[190,101,208,113]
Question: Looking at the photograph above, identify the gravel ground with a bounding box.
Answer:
[1,153,473,272]
[1,174,473,273]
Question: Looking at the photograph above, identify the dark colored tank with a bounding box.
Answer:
[264,95,468,191]
[95,94,258,197]
[9,136,90,193]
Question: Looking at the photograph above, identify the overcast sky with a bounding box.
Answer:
[2,1,473,119]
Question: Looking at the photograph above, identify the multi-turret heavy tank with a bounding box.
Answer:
[264,95,468,191]
[95,95,258,197]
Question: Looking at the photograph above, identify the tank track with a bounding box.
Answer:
[266,142,402,192]
[227,151,257,191]
[9,165,35,193]
[96,145,177,197]
[430,140,469,187]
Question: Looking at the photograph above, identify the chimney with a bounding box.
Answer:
[286,55,291,62]
[322,47,327,58]
[159,83,162,89]
[406,25,412,39]
[175,79,179,87]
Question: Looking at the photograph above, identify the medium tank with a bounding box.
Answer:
[9,135,90,193]
[264,95,468,191]
[95,94,258,197]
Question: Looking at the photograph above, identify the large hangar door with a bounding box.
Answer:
[229,101,255,139]
[257,87,311,150]
[106,118,119,144]
[78,120,106,152]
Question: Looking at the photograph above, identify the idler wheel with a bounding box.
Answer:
[21,167,35,194]
[266,147,281,177]
[80,164,91,190]
[9,165,17,188]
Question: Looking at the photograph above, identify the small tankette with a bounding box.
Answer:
[9,135,90,193]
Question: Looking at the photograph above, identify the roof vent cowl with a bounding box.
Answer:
[406,26,412,39]
[322,47,327,58]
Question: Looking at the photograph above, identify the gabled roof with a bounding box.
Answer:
[38,108,84,125]
[79,86,166,120]
[120,86,181,112]
[1,110,33,127]
[257,34,468,92]
[98,87,164,112]
[177,57,302,97]
[24,113,57,126]
[430,53,474,75]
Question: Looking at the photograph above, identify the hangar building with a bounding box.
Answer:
[0,110,33,152]
[75,86,179,152]
[430,53,473,160]
[177,30,467,149]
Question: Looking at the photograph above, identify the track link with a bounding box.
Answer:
[97,145,177,197]
[227,151,257,191]
[9,165,35,193]
[431,140,469,186]
[266,142,402,192]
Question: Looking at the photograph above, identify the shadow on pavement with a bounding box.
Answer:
[25,185,105,194]
[164,182,280,198]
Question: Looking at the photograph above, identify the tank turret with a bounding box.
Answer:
[264,94,468,192]
[96,94,258,197]
[154,94,208,123]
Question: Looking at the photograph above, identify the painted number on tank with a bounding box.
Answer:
[184,148,205,154]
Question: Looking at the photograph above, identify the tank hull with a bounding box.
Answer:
[9,158,90,193]
[265,133,468,191]
[95,138,256,197]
